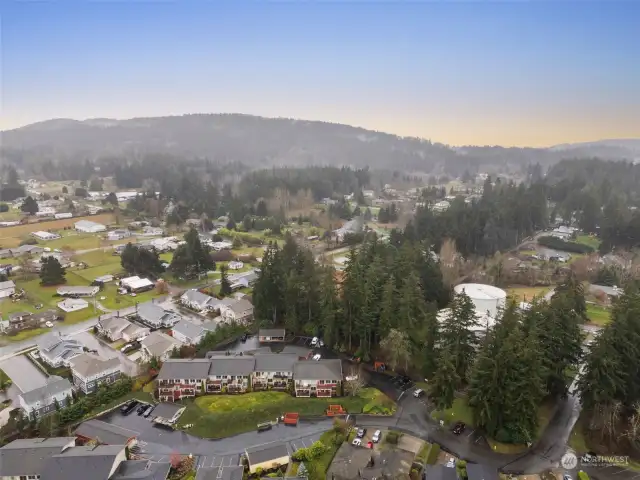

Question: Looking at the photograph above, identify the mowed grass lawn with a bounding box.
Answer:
[507,286,550,303]
[586,304,611,326]
[575,234,601,250]
[179,388,394,439]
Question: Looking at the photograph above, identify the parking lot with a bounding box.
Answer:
[0,354,47,393]
[195,453,241,470]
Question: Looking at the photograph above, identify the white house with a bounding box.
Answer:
[18,376,74,418]
[57,297,89,312]
[432,200,450,213]
[180,289,215,311]
[120,276,154,293]
[136,303,181,328]
[107,229,132,241]
[228,261,244,270]
[141,332,181,362]
[0,280,16,299]
[171,320,208,345]
[57,286,100,297]
[74,220,107,233]
[31,231,61,241]
[55,212,73,219]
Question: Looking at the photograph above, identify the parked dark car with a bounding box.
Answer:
[257,422,272,432]
[451,422,465,435]
[143,405,155,418]
[240,332,248,342]
[356,428,367,438]
[136,404,147,415]
[120,401,138,415]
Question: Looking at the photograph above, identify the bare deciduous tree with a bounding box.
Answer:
[439,238,459,287]
[344,364,366,397]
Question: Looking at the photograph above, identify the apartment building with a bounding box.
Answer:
[69,353,122,394]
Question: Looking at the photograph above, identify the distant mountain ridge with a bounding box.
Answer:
[2,114,638,172]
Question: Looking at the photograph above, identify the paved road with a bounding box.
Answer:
[0,354,47,392]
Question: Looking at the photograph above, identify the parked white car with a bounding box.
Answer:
[372,430,381,443]
[45,321,54,328]
[311,337,318,347]
[312,354,322,361]
[352,437,362,446]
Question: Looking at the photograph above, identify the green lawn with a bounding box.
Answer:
[75,264,125,282]
[575,235,601,250]
[586,304,611,326]
[75,249,122,268]
[179,388,393,439]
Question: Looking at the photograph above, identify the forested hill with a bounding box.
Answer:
[2,114,637,173]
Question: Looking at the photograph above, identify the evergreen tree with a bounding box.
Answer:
[553,271,587,320]
[431,347,459,410]
[219,265,232,296]
[120,244,164,278]
[256,200,268,217]
[439,292,478,385]
[105,192,118,206]
[40,256,66,286]
[21,196,39,215]
[169,228,215,279]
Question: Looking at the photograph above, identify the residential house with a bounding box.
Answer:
[196,466,244,480]
[69,353,122,394]
[0,437,76,480]
[252,354,297,391]
[141,331,181,362]
[120,276,154,293]
[228,269,258,290]
[107,229,132,241]
[74,419,137,446]
[57,297,89,312]
[121,323,150,342]
[112,459,171,480]
[466,464,499,480]
[0,280,16,298]
[156,359,211,402]
[206,356,255,394]
[97,317,132,341]
[136,303,181,328]
[149,402,186,426]
[425,465,459,480]
[589,284,622,304]
[219,298,254,324]
[57,285,100,297]
[37,332,85,367]
[171,320,207,345]
[432,200,450,213]
[333,217,364,242]
[293,359,343,397]
[18,376,74,418]
[2,309,58,333]
[245,443,290,475]
[40,444,127,480]
[31,230,61,240]
[55,212,73,219]
[180,289,215,311]
[258,328,286,343]
[0,244,45,258]
[74,220,107,233]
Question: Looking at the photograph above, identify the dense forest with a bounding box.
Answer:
[410,177,549,257]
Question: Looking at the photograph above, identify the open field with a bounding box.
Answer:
[507,286,550,302]
[0,213,115,248]
[586,304,611,326]
[575,234,601,250]
[179,388,394,438]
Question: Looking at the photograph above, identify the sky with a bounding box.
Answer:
[1,1,639,147]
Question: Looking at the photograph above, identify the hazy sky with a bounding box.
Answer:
[2,1,639,147]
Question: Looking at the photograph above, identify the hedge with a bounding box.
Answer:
[578,471,590,480]
[537,236,594,254]
[426,443,441,464]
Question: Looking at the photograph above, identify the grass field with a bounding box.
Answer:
[179,388,393,439]
[575,235,601,250]
[507,286,550,303]
[0,213,115,248]
[586,304,611,326]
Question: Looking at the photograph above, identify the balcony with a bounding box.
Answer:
[159,388,174,394]
[295,389,311,397]
[206,384,222,393]
[272,381,288,389]
[317,389,333,398]
[180,388,195,396]
[227,385,245,393]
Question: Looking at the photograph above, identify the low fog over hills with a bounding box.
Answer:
[2,114,638,173]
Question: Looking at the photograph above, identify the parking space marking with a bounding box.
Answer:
[466,429,476,438]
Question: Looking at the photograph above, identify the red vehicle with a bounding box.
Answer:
[283,412,299,426]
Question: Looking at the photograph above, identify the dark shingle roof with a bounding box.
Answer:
[42,444,124,480]
[293,359,342,380]
[157,359,211,380]
[113,460,172,480]
[254,354,298,372]
[208,356,256,376]
[245,442,290,467]
[426,465,459,480]
[74,419,138,445]
[195,465,244,480]
[466,464,499,480]
[0,437,75,477]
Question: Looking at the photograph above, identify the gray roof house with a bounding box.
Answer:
[141,331,181,361]
[254,354,298,374]
[18,376,74,418]
[112,459,172,480]
[196,466,244,480]
[220,298,254,323]
[171,319,207,345]
[293,359,343,380]
[41,444,126,480]
[69,353,122,394]
[0,437,76,479]
[245,442,290,474]
[156,359,212,381]
[37,332,85,367]
[208,356,257,377]
[180,289,215,311]
[74,419,138,445]
[137,303,181,328]
[98,316,132,341]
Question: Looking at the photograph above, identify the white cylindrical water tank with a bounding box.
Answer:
[453,283,507,318]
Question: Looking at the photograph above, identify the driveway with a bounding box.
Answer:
[0,354,47,393]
